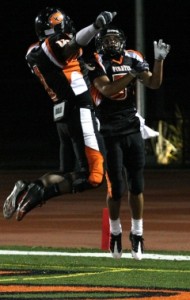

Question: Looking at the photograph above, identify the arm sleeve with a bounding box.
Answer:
[75,24,99,46]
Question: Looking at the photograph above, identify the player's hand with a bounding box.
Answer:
[130,60,149,77]
[94,11,117,29]
[154,39,171,60]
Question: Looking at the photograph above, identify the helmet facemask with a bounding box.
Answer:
[95,27,126,57]
[102,34,123,56]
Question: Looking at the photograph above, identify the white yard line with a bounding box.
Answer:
[0,250,190,261]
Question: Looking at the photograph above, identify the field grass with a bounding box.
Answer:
[0,246,190,299]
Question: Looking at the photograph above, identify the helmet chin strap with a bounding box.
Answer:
[103,51,122,60]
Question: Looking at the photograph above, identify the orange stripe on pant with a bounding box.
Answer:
[105,172,112,198]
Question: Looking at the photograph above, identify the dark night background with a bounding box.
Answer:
[0,0,189,168]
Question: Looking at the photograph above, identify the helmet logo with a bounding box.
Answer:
[49,12,63,27]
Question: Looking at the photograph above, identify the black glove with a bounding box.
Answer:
[130,60,149,77]
[94,11,117,29]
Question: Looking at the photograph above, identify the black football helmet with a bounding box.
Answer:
[95,26,126,56]
[35,7,76,41]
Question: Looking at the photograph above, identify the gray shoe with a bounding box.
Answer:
[3,180,28,219]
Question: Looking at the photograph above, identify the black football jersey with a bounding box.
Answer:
[26,33,92,117]
[88,50,146,136]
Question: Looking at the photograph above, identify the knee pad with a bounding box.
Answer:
[128,181,144,195]
[72,172,102,193]
[127,168,144,195]
[110,178,126,200]
[73,177,93,192]
[63,171,91,193]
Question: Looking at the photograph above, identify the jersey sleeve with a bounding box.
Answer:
[42,33,81,67]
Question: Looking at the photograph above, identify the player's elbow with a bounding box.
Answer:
[146,80,162,89]
[150,83,162,89]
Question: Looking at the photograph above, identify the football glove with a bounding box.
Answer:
[94,11,117,29]
[130,60,149,77]
[154,39,171,60]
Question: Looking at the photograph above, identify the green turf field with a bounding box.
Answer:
[0,246,190,299]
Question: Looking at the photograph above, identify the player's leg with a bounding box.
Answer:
[15,168,97,221]
[56,122,78,172]
[14,171,79,221]
[124,132,145,260]
[105,137,127,258]
[77,92,106,187]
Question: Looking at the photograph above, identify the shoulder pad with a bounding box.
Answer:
[26,42,40,55]
[127,49,144,61]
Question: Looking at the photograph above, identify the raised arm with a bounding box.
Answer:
[62,12,117,60]
[139,39,171,89]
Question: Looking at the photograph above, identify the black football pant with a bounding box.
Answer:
[104,132,145,200]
